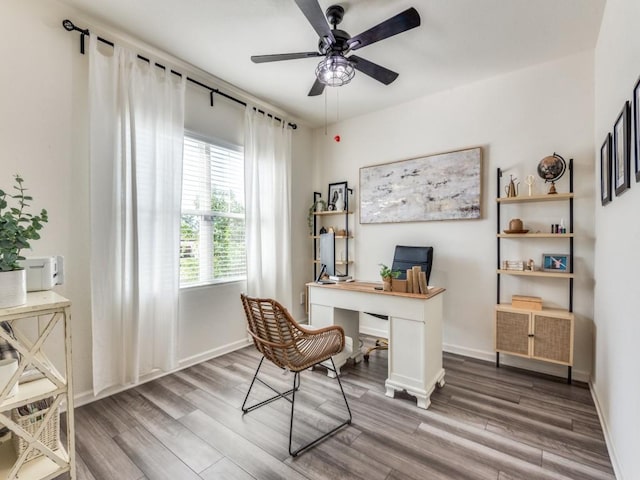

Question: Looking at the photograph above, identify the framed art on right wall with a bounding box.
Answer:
[633,76,640,182]
[613,101,631,196]
[601,132,612,205]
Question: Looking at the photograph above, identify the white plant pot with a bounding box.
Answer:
[0,269,27,309]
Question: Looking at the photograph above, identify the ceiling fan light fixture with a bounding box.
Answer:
[315,54,355,87]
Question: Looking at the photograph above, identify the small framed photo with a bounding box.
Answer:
[633,76,640,182]
[613,101,631,196]
[328,181,348,211]
[542,253,570,273]
[600,132,612,205]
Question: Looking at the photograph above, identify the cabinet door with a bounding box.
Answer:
[495,309,530,357]
[531,313,573,365]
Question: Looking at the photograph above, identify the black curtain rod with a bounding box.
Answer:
[62,19,297,130]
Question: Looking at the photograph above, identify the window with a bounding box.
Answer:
[180,134,246,286]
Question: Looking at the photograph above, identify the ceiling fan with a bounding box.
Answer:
[251,0,421,96]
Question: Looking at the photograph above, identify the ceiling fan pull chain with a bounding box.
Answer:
[324,88,328,135]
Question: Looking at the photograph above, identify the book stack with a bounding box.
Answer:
[502,260,525,271]
[406,266,429,294]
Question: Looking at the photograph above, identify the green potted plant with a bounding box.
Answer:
[0,175,48,308]
[379,263,400,291]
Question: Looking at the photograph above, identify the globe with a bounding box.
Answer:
[537,153,566,183]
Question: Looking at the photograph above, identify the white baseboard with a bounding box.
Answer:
[443,343,495,362]
[178,338,252,369]
[589,381,624,480]
[442,342,590,383]
[74,337,252,407]
[359,326,388,339]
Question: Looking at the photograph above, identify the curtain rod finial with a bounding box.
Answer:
[62,19,89,35]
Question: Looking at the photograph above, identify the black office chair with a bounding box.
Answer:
[363,245,434,361]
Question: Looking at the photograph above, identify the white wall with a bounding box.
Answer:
[0,0,313,401]
[593,0,640,477]
[313,51,596,381]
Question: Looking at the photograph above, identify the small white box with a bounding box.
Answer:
[19,256,64,292]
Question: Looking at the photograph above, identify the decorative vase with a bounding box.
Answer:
[334,191,345,212]
[382,278,392,291]
[315,201,325,212]
[0,269,27,309]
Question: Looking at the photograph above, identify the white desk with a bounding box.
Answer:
[307,281,446,409]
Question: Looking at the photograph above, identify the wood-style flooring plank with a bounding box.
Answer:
[110,389,223,473]
[136,378,198,419]
[114,426,201,480]
[487,420,615,475]
[542,450,616,480]
[180,409,309,480]
[418,409,542,465]
[444,383,574,430]
[284,435,392,480]
[417,422,570,480]
[73,407,145,480]
[71,338,614,480]
[444,369,523,403]
[200,458,257,480]
[350,427,499,480]
[184,387,293,461]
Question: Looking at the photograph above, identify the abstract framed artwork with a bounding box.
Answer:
[359,147,481,224]
[600,133,612,206]
[613,101,631,196]
[634,76,640,182]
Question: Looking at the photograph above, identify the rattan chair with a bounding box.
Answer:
[240,294,352,456]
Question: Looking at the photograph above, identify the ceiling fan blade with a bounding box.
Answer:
[295,0,336,44]
[308,78,325,96]
[251,52,322,63]
[347,7,420,51]
[349,55,399,85]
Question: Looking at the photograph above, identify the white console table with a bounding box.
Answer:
[306,282,445,409]
[0,291,75,480]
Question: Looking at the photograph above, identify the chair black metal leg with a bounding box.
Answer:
[241,356,264,412]
[242,357,297,413]
[242,356,352,456]
[288,358,352,457]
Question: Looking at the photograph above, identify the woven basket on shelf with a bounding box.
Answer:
[11,405,60,461]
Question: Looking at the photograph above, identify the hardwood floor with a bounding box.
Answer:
[67,339,615,480]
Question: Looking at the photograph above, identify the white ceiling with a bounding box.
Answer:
[59,0,605,128]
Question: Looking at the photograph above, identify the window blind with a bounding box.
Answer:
[180,135,246,286]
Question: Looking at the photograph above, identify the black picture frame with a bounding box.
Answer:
[327,181,348,211]
[613,101,631,196]
[600,132,612,206]
[633,76,640,182]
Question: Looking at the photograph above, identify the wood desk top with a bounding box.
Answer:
[306,281,445,300]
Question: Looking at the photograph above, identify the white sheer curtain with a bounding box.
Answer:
[88,36,186,395]
[244,108,293,308]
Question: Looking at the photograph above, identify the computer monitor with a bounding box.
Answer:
[319,232,335,277]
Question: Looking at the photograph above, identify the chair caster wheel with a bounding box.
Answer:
[363,354,369,362]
